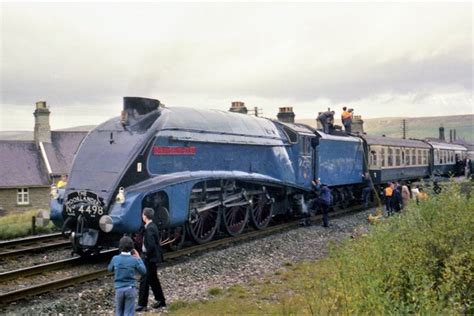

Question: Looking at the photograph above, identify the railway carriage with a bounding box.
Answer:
[361,135,431,184]
[425,141,467,176]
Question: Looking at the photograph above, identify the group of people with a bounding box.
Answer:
[108,208,167,315]
[383,181,428,215]
[316,106,354,134]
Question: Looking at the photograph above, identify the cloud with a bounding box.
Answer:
[0,2,472,126]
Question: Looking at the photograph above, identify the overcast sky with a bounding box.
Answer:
[1,2,472,131]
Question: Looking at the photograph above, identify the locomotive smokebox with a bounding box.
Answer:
[277,107,295,123]
[122,97,161,126]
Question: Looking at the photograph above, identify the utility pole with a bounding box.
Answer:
[402,119,407,139]
[249,107,263,117]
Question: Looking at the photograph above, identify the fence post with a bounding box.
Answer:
[32,216,36,235]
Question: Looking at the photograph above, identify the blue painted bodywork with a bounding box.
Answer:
[315,133,365,186]
[50,106,369,244]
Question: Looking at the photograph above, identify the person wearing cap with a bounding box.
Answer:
[312,179,332,227]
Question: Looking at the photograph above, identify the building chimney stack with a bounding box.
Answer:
[352,115,364,133]
[453,129,457,142]
[449,129,453,143]
[277,107,295,123]
[34,101,51,144]
[439,126,445,141]
[229,101,248,114]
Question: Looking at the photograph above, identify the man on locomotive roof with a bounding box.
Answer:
[137,208,167,311]
[108,236,146,316]
[317,110,335,134]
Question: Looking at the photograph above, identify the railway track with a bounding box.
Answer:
[0,233,70,259]
[0,205,368,306]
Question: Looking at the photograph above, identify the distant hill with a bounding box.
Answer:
[297,114,474,143]
[1,115,472,143]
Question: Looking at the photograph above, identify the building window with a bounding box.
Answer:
[17,188,29,205]
[387,148,393,166]
[381,148,386,167]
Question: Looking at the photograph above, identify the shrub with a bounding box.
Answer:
[0,210,56,239]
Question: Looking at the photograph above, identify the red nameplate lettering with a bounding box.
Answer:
[153,146,197,155]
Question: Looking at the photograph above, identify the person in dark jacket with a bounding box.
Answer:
[312,179,332,227]
[391,182,402,213]
[361,172,372,208]
[108,236,146,316]
[317,111,335,134]
[136,208,166,311]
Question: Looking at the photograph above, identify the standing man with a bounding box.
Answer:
[317,110,335,134]
[312,179,332,228]
[361,172,372,208]
[136,208,167,311]
[341,107,353,133]
[391,182,402,213]
[400,181,411,209]
[384,182,394,215]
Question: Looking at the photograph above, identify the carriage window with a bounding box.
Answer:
[387,148,393,166]
[411,149,416,165]
[405,149,410,166]
[418,150,422,165]
[381,147,386,167]
[370,149,377,167]
[395,148,401,166]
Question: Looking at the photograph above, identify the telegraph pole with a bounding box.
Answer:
[402,119,407,139]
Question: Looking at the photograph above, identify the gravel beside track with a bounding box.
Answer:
[2,208,374,314]
[0,248,74,273]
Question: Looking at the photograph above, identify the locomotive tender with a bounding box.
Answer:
[47,97,468,255]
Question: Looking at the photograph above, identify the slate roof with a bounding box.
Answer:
[0,131,88,188]
[0,141,50,187]
[43,131,88,175]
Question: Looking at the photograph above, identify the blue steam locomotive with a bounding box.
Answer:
[46,97,468,255]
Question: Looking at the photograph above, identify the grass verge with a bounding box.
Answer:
[169,181,473,315]
[0,210,56,240]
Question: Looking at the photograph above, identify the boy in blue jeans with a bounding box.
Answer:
[108,236,147,316]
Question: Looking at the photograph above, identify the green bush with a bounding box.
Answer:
[0,210,56,240]
[170,181,473,315]
[303,180,473,314]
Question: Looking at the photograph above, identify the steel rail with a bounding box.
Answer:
[0,205,367,306]
[0,233,63,247]
[0,249,118,283]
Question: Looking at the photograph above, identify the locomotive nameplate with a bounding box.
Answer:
[65,191,105,218]
[153,146,196,155]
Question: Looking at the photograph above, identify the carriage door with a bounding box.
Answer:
[298,135,313,187]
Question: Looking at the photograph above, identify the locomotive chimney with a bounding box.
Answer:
[229,101,248,114]
[34,101,51,144]
[277,107,295,123]
[439,126,445,141]
[122,97,160,125]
